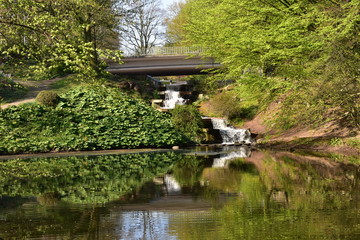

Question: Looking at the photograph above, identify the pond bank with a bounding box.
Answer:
[1,137,358,161]
[257,141,359,156]
[240,111,359,156]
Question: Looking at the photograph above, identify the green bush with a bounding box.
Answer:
[36,90,60,107]
[0,86,187,154]
[171,104,204,143]
[202,89,258,125]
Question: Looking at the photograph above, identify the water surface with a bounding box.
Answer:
[0,147,359,239]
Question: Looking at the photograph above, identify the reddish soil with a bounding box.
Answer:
[245,113,359,155]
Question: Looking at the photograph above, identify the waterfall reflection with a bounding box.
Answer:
[212,147,252,168]
[164,174,182,195]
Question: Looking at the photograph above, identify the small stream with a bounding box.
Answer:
[0,147,359,239]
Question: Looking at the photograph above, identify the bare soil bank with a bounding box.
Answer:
[243,112,359,155]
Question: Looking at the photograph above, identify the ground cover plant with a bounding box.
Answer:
[0,86,187,154]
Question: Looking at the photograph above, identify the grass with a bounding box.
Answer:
[328,137,360,150]
[0,61,76,104]
[345,138,360,150]
[48,74,88,94]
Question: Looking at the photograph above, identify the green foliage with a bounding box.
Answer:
[201,87,258,125]
[187,74,222,94]
[170,104,204,142]
[0,151,183,203]
[0,86,187,154]
[0,61,53,81]
[35,90,60,107]
[169,0,360,130]
[0,0,123,79]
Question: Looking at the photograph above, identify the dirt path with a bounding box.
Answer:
[1,78,60,109]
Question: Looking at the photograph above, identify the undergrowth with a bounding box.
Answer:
[0,86,187,154]
[170,104,204,143]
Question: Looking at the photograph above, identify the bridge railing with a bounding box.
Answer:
[125,46,204,57]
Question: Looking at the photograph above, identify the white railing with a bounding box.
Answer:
[125,46,204,57]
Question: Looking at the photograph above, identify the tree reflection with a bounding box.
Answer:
[167,150,360,240]
[0,150,359,239]
[0,152,183,204]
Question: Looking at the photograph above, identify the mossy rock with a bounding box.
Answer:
[36,90,60,107]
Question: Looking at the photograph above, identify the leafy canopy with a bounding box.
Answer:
[167,0,359,128]
[0,0,123,78]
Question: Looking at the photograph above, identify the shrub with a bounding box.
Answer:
[171,104,204,143]
[200,89,258,125]
[36,90,60,107]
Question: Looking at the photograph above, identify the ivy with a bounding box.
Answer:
[0,86,187,154]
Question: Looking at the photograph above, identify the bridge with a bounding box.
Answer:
[106,47,222,76]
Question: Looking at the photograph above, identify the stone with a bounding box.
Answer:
[118,81,131,90]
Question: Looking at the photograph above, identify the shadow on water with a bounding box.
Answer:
[0,147,359,239]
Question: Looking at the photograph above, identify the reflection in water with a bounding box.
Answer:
[118,211,176,240]
[164,174,182,194]
[212,147,251,167]
[0,148,360,239]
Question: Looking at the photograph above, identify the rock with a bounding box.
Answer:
[172,146,180,150]
[118,81,131,90]
[133,84,142,94]
[129,81,136,89]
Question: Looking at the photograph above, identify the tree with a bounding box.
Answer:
[166,0,359,128]
[120,0,165,56]
[0,0,123,78]
[164,1,189,46]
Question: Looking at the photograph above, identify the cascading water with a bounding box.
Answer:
[210,118,252,145]
[162,84,187,109]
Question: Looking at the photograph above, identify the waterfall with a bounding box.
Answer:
[211,118,252,145]
[162,84,187,109]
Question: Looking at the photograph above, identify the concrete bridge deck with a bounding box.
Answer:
[106,55,221,76]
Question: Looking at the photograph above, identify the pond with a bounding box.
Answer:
[0,146,359,240]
